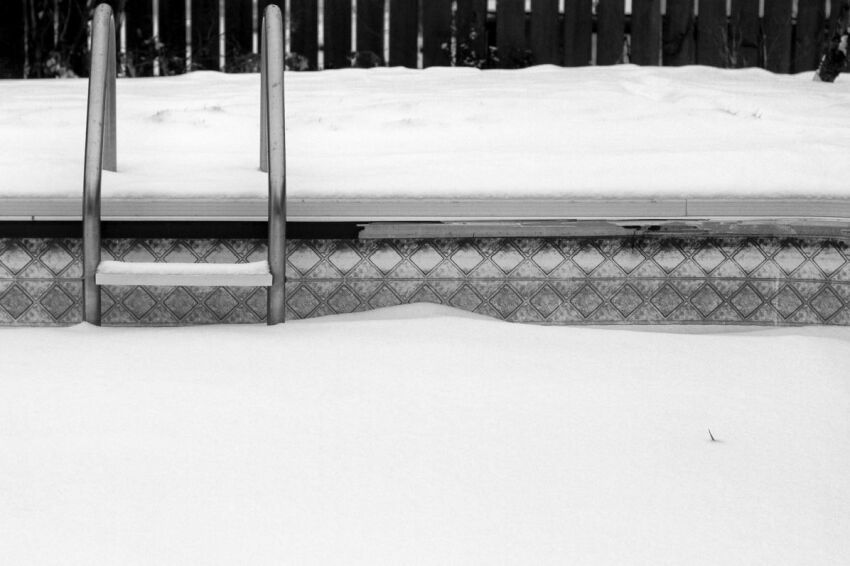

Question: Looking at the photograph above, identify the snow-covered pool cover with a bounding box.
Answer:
[2,65,850,201]
[2,305,849,564]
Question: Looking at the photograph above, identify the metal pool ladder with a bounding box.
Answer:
[82,4,286,325]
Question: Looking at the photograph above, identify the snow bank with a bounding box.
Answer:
[3,66,850,201]
[1,305,849,565]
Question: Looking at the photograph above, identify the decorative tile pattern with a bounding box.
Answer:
[0,238,83,325]
[7,236,850,325]
[0,280,82,324]
[97,239,267,325]
[280,237,850,326]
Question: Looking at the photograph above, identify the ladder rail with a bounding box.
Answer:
[82,4,117,325]
[263,5,287,325]
[260,26,269,174]
[82,3,285,326]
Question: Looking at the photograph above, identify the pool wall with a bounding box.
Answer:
[2,236,850,325]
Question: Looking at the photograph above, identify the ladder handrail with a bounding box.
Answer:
[82,3,117,325]
[82,3,285,326]
[263,5,287,325]
[260,29,269,174]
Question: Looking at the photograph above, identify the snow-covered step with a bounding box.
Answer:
[96,260,273,287]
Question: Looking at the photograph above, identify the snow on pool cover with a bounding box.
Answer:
[1,304,849,564]
[2,65,850,202]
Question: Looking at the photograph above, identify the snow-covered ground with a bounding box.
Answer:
[3,65,850,201]
[2,305,849,565]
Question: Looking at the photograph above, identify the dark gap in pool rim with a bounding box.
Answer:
[0,221,363,239]
[5,220,850,240]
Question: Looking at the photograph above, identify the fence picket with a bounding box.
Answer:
[389,0,418,67]
[324,0,352,69]
[125,0,153,75]
[795,0,825,72]
[357,0,384,61]
[191,0,221,71]
[696,0,726,67]
[564,0,592,66]
[0,0,830,78]
[531,0,559,65]
[423,0,453,67]
[159,0,186,74]
[829,0,846,34]
[730,0,759,67]
[23,0,59,77]
[631,0,662,65]
[497,0,527,68]
[56,0,90,77]
[0,0,24,78]
[291,0,319,68]
[663,0,695,65]
[457,0,489,65]
[763,0,793,73]
[225,0,254,66]
[597,0,626,65]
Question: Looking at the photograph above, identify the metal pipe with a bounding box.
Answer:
[82,4,117,325]
[104,15,117,172]
[263,4,286,324]
[260,18,269,173]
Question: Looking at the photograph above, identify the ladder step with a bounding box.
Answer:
[96,260,273,287]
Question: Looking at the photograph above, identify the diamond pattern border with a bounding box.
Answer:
[5,236,850,325]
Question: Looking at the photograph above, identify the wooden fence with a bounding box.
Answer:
[0,1,844,78]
